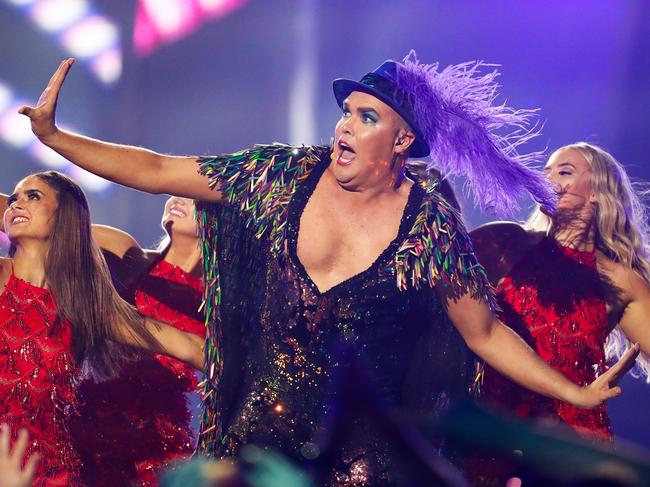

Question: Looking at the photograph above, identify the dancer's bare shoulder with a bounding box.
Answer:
[0,257,12,293]
[597,251,650,308]
[470,222,542,285]
[597,251,650,348]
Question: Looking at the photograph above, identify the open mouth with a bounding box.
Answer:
[11,215,29,224]
[168,206,187,218]
[337,140,356,166]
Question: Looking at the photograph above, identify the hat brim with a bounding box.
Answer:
[332,78,430,158]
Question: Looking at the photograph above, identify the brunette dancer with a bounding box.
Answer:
[0,171,204,486]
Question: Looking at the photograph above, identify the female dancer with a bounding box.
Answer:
[0,171,204,486]
[470,143,650,480]
[71,196,204,486]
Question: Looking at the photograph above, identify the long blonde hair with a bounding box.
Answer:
[527,142,650,382]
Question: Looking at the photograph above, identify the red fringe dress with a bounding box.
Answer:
[0,272,81,486]
[482,239,613,438]
[72,259,204,486]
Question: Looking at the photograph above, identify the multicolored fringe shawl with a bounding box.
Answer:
[194,144,325,454]
[194,200,221,455]
[194,144,494,454]
[400,160,496,310]
[200,144,326,256]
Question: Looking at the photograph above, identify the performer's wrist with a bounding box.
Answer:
[559,382,586,408]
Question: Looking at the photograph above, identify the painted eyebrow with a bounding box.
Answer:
[341,101,380,117]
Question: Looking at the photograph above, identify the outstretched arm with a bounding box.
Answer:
[92,224,142,259]
[114,317,205,371]
[18,59,221,202]
[440,287,639,408]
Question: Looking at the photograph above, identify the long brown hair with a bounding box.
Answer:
[10,171,158,376]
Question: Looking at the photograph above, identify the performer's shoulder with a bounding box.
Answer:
[597,251,650,299]
[0,257,11,291]
[197,143,328,195]
[201,143,329,162]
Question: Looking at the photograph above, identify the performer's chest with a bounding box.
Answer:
[295,183,406,292]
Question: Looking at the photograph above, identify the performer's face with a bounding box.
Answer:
[3,176,58,244]
[162,196,198,238]
[332,91,412,189]
[544,148,595,212]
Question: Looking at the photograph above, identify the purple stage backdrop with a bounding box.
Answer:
[1,0,649,450]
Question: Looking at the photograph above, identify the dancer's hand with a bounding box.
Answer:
[0,425,39,487]
[18,58,74,141]
[573,343,640,408]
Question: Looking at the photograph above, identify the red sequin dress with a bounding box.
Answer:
[0,272,81,486]
[72,259,204,486]
[482,238,612,439]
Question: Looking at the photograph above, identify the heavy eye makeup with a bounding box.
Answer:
[360,109,379,124]
[340,102,380,124]
[7,189,43,206]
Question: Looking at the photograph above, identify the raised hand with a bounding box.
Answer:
[0,425,39,487]
[18,58,74,141]
[576,343,640,409]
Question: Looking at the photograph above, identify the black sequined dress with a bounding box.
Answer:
[195,145,494,485]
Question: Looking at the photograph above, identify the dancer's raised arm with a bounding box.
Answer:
[18,59,220,201]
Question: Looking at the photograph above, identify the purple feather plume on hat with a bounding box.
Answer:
[394,50,557,216]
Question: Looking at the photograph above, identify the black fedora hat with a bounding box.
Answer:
[332,60,430,158]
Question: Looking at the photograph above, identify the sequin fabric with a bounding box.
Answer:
[71,259,204,486]
[481,238,612,438]
[194,145,493,485]
[0,272,81,486]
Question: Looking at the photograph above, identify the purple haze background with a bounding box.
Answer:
[1,0,649,449]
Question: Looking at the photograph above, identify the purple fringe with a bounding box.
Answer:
[395,51,556,215]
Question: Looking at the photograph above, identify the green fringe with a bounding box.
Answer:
[393,170,496,310]
[198,144,327,256]
[194,144,326,455]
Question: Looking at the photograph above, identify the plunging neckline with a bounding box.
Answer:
[285,157,424,297]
